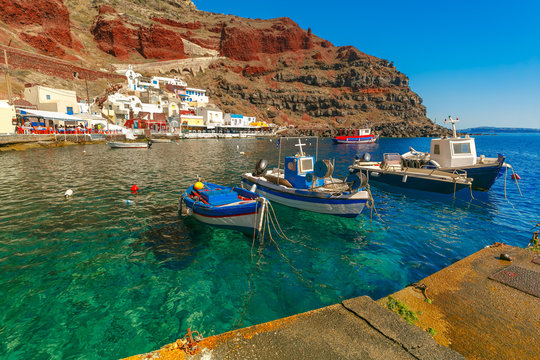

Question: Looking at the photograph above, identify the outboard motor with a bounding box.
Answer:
[355,152,371,162]
[254,159,268,176]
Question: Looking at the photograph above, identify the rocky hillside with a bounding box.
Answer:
[0,0,449,137]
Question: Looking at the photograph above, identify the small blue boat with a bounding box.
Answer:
[180,182,267,233]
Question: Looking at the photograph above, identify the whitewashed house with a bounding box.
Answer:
[196,106,224,126]
[224,114,252,126]
[104,93,163,125]
[182,87,209,105]
[125,65,186,91]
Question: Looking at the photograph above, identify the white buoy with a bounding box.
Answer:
[240,151,245,155]
[64,189,73,198]
[236,145,240,150]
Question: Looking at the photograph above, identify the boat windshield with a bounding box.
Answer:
[299,158,314,173]
[452,142,471,154]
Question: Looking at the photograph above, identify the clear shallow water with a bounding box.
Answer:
[0,135,538,359]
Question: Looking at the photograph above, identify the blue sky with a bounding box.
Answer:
[196,0,540,129]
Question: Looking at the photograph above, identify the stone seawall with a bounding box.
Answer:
[0,134,126,148]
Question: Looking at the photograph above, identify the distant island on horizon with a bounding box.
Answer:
[459,126,540,133]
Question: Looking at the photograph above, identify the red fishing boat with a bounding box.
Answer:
[332,128,378,144]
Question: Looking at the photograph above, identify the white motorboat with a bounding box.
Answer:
[400,116,506,191]
[107,141,152,149]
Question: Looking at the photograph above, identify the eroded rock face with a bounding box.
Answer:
[91,14,139,58]
[219,18,313,61]
[140,26,187,59]
[0,0,74,54]
[91,7,186,60]
[19,33,67,57]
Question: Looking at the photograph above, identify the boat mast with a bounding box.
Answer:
[276,137,282,184]
[315,137,319,162]
[445,116,459,138]
[295,138,306,156]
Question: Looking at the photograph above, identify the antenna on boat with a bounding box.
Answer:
[295,138,306,156]
[445,116,459,138]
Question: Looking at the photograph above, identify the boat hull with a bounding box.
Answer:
[181,184,265,234]
[241,176,368,217]
[191,209,262,233]
[353,169,469,194]
[332,135,378,144]
[441,163,503,191]
[108,142,149,149]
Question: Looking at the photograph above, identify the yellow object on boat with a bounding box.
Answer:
[194,182,204,190]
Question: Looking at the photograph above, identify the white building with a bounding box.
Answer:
[125,65,142,91]
[104,93,164,125]
[0,101,16,133]
[125,65,186,91]
[141,103,163,115]
[24,85,80,114]
[196,106,224,126]
[244,116,257,125]
[152,76,187,88]
[182,87,209,105]
[224,114,252,127]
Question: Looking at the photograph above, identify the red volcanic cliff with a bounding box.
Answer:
[91,6,186,60]
[0,0,74,55]
[219,18,313,61]
[139,25,186,59]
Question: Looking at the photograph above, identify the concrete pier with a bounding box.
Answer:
[125,245,539,360]
[380,245,539,360]
[126,296,462,360]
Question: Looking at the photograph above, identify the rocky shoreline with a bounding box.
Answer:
[279,123,452,138]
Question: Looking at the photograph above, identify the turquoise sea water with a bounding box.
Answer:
[1,134,538,359]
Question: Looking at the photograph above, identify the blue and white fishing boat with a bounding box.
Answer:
[180,182,267,233]
[400,117,507,191]
[241,138,370,218]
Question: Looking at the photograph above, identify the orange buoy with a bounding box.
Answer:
[131,184,139,193]
[511,174,521,180]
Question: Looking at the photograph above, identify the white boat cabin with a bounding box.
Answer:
[430,136,477,168]
[338,128,372,136]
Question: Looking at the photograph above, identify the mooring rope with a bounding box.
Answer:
[235,201,267,328]
[366,185,385,223]
[265,201,322,252]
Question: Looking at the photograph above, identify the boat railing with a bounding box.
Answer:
[450,168,469,178]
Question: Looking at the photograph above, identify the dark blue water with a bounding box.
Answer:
[0,134,538,359]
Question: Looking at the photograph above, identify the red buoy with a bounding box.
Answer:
[131,184,139,193]
[511,174,521,180]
